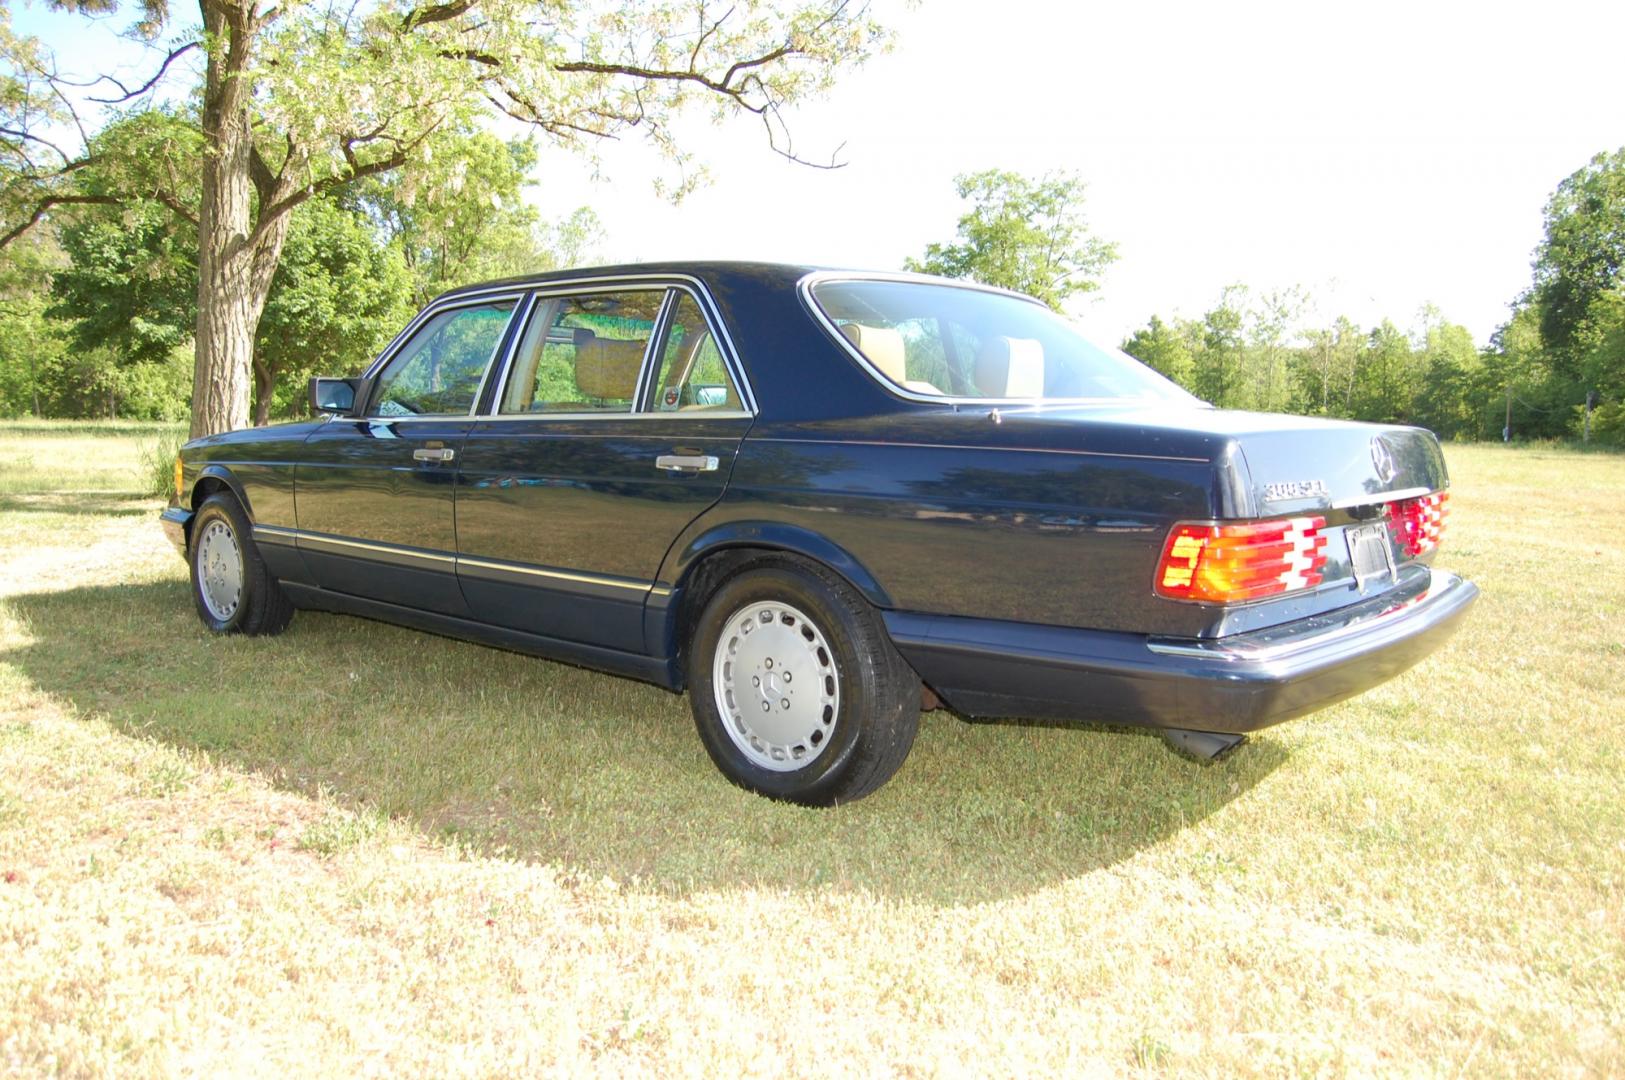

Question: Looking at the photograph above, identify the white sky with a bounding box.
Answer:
[15,0,1625,346]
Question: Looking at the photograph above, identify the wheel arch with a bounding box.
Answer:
[190,465,253,521]
[652,521,894,686]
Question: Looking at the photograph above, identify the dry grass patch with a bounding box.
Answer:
[0,430,1622,1075]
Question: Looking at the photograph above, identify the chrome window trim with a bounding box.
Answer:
[360,292,526,419]
[467,410,755,425]
[636,289,681,411]
[486,283,669,419]
[437,273,756,419]
[796,269,1202,410]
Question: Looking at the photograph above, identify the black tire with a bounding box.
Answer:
[188,493,295,637]
[687,556,920,805]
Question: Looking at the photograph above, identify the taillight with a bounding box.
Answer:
[1155,516,1329,604]
[1386,491,1448,558]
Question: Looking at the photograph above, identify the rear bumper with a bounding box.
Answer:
[884,569,1479,735]
[159,505,193,557]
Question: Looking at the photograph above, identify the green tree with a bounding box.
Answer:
[905,169,1118,311]
[1295,316,1362,417]
[1410,317,1481,438]
[1191,286,1247,407]
[0,226,65,416]
[1531,148,1625,376]
[254,198,413,423]
[1,1,888,438]
[1350,320,1419,424]
[1121,315,1196,387]
[49,201,196,368]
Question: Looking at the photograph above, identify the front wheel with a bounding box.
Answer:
[188,493,294,637]
[687,558,920,805]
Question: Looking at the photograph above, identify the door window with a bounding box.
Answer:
[648,292,744,413]
[499,291,664,414]
[369,300,517,417]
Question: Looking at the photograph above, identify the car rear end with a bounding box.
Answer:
[884,414,1478,753]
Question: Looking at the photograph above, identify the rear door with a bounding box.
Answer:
[296,294,521,616]
[454,282,753,652]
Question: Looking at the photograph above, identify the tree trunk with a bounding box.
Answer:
[188,2,290,439]
[252,358,274,426]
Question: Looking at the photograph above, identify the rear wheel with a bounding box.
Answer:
[188,493,294,637]
[687,557,919,805]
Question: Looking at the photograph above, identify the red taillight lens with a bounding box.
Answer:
[1155,516,1329,604]
[1386,491,1448,558]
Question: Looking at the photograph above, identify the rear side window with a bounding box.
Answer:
[500,291,664,414]
[370,300,516,416]
[649,293,743,413]
[811,279,1194,403]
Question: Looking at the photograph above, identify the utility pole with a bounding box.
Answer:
[1504,389,1512,443]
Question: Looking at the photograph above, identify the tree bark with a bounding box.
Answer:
[188,1,291,439]
[252,358,275,426]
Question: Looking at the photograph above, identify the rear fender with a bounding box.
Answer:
[646,520,893,666]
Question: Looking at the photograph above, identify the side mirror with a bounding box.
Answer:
[310,377,360,415]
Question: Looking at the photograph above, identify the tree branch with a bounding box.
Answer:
[0,193,119,248]
[85,41,201,104]
[400,0,478,32]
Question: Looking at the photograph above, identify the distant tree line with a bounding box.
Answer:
[913,154,1625,446]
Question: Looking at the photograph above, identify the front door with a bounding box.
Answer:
[296,295,521,616]
[454,286,752,652]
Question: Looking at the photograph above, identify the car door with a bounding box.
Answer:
[296,294,522,616]
[454,282,754,652]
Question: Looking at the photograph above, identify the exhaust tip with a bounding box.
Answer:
[1162,728,1247,761]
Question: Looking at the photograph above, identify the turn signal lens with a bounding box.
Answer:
[1156,516,1329,604]
[174,455,184,499]
[1386,491,1448,558]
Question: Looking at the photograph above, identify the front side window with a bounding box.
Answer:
[500,291,663,414]
[810,279,1197,404]
[649,293,743,413]
[370,300,517,417]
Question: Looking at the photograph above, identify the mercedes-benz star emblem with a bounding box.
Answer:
[1370,436,1399,484]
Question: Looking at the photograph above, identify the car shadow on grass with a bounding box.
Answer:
[5,580,1288,905]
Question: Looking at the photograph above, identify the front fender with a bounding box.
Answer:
[191,464,255,521]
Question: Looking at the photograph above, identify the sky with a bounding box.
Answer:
[14,0,1625,346]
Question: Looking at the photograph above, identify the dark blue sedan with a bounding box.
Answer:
[162,262,1478,804]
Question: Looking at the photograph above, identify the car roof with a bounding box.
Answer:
[434,260,825,302]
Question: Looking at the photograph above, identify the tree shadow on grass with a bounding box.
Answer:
[5,580,1287,905]
[0,492,155,518]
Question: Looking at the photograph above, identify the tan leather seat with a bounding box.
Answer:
[838,323,942,395]
[573,328,646,400]
[974,336,1045,397]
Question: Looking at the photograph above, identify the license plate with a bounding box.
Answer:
[1347,523,1396,590]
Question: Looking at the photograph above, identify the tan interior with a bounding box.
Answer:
[839,323,942,395]
[573,328,646,401]
[974,336,1045,397]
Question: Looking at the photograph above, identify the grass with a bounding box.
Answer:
[0,427,1621,1075]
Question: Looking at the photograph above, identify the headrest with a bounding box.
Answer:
[573,328,646,400]
[839,323,908,386]
[974,336,1045,397]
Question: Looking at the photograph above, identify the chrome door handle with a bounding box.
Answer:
[412,447,456,463]
[655,453,719,473]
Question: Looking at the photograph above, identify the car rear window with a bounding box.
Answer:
[808,278,1196,404]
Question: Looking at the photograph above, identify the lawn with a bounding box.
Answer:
[0,424,1620,1076]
